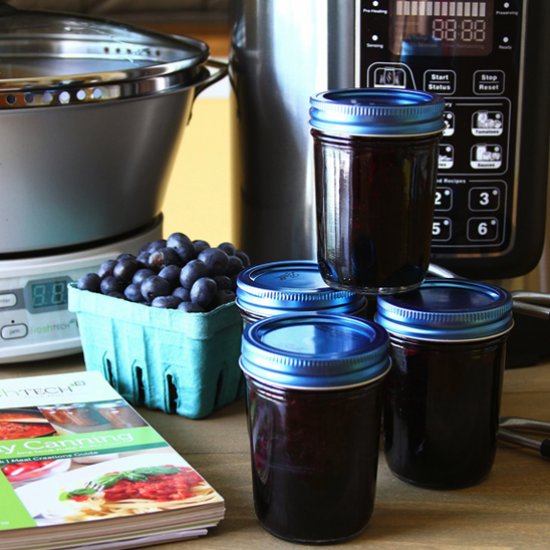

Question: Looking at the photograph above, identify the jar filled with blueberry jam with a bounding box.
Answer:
[375,278,514,489]
[310,88,445,295]
[236,260,366,325]
[240,313,390,543]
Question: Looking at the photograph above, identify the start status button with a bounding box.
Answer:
[423,70,456,95]
[474,70,505,95]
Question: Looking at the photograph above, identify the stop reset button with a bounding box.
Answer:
[474,70,505,95]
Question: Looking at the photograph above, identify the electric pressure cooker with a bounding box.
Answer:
[230,0,550,282]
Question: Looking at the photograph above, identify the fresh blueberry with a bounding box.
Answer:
[132,268,156,286]
[198,247,229,276]
[97,259,117,278]
[213,275,233,290]
[174,242,196,265]
[226,255,244,276]
[193,239,210,255]
[139,239,166,254]
[178,301,206,313]
[217,242,236,256]
[148,247,182,270]
[116,253,136,262]
[77,272,101,293]
[190,277,218,310]
[140,275,172,301]
[136,250,150,265]
[179,259,209,289]
[124,283,145,303]
[166,232,193,249]
[151,295,182,309]
[172,286,191,302]
[216,289,236,305]
[100,275,124,295]
[235,250,251,268]
[158,265,182,288]
[113,257,141,283]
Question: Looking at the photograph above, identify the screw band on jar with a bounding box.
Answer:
[309,88,446,137]
[236,260,366,322]
[239,313,390,391]
[375,278,514,342]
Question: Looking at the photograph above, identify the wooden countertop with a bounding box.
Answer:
[2,356,550,549]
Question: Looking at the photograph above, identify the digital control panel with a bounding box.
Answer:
[0,271,85,362]
[359,0,524,262]
[0,219,162,363]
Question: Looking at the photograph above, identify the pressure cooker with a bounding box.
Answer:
[230,0,550,281]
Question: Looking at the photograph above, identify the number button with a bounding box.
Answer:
[434,187,453,212]
[467,217,499,242]
[469,187,501,211]
[432,217,452,242]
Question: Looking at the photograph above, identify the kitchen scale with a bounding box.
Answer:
[0,218,162,364]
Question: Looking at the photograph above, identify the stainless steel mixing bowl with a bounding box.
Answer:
[0,3,226,254]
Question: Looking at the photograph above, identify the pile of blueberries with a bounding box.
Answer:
[77,232,250,312]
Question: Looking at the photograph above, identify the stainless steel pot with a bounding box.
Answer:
[0,3,226,254]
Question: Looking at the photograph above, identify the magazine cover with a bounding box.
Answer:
[0,372,224,549]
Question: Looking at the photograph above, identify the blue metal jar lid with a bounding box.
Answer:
[375,278,514,342]
[240,313,390,390]
[309,88,445,137]
[236,260,366,318]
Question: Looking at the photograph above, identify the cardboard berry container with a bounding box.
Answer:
[68,283,244,419]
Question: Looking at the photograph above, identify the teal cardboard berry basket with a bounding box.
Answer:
[68,284,245,419]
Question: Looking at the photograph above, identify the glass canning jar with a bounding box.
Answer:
[375,278,514,488]
[310,88,445,295]
[240,313,390,543]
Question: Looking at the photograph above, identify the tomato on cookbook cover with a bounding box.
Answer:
[0,372,225,550]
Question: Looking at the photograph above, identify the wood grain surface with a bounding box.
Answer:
[3,356,550,549]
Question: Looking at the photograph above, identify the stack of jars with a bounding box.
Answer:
[236,89,514,544]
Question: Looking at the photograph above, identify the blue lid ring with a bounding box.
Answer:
[310,88,446,137]
[240,313,390,391]
[236,260,365,318]
[375,278,514,342]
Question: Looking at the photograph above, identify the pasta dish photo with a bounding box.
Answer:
[14,451,223,525]
[60,464,218,521]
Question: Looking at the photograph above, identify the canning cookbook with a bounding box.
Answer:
[0,371,224,550]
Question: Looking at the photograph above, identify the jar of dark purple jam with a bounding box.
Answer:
[310,88,445,295]
[240,313,390,543]
[375,278,514,489]
[236,260,366,325]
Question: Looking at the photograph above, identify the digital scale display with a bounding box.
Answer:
[23,277,71,313]
[0,218,162,363]
[389,0,494,56]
